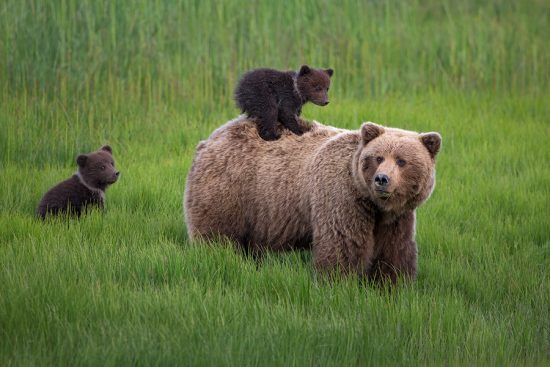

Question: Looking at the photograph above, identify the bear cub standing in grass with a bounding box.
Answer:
[36,145,119,219]
[235,65,333,141]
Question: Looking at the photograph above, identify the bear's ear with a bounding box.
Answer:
[298,65,311,76]
[360,122,385,145]
[77,154,88,167]
[325,68,334,77]
[100,145,112,154]
[420,133,442,158]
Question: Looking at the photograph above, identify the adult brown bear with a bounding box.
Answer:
[184,117,441,283]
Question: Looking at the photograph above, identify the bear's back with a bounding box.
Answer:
[36,175,101,219]
[201,116,347,170]
[184,116,357,247]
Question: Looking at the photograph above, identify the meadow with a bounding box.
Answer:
[1,0,549,365]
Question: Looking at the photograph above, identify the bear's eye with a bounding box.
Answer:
[376,156,384,164]
[111,161,115,166]
[101,165,106,170]
[315,86,323,92]
[396,159,406,167]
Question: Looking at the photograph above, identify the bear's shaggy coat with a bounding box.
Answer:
[184,118,441,282]
[235,65,333,141]
[36,145,119,219]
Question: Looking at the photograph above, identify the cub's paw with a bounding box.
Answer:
[296,118,313,133]
[258,129,281,141]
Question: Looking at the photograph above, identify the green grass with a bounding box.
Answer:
[1,0,549,365]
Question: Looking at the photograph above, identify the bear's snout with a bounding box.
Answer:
[374,173,390,188]
[106,171,119,184]
[373,173,392,198]
[312,99,329,107]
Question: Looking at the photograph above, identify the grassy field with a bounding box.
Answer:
[1,0,549,365]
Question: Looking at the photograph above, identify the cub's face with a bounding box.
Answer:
[77,145,120,190]
[296,65,333,106]
[355,123,441,213]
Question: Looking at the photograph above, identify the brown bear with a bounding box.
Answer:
[184,117,441,283]
[36,145,119,219]
[234,65,333,141]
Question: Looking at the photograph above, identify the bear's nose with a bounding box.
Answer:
[374,173,390,187]
[115,171,120,177]
[323,101,329,106]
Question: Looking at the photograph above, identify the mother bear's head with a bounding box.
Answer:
[352,122,442,214]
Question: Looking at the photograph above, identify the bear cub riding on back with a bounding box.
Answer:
[235,65,333,141]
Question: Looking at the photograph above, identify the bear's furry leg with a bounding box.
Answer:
[370,211,417,284]
[278,107,304,136]
[254,108,280,141]
[312,220,375,277]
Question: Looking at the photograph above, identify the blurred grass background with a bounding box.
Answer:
[1,0,549,365]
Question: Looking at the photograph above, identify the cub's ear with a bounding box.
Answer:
[77,154,88,167]
[360,122,385,145]
[298,65,311,76]
[325,68,334,77]
[101,145,112,154]
[420,133,442,158]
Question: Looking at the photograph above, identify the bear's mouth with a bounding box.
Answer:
[375,189,392,199]
[312,100,329,106]
[103,176,118,185]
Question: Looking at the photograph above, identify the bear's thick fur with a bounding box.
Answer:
[36,145,120,219]
[184,118,441,282]
[235,65,333,141]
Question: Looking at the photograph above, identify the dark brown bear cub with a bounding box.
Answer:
[36,145,119,219]
[235,65,333,141]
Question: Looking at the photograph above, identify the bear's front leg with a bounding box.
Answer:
[311,210,376,276]
[370,211,417,284]
[278,104,304,136]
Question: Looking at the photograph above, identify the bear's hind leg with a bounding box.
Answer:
[253,105,280,141]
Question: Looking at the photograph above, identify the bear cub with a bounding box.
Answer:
[36,145,119,219]
[235,65,333,141]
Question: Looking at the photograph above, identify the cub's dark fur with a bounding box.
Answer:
[235,65,333,141]
[36,145,119,219]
